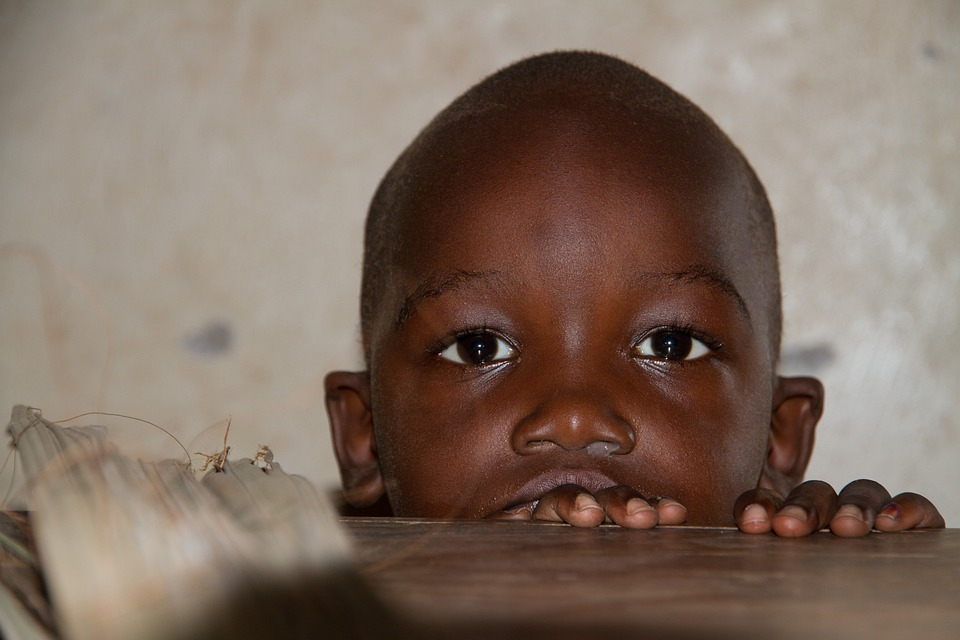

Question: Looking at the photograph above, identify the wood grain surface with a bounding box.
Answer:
[347,518,960,639]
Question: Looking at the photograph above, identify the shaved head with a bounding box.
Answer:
[361,51,781,365]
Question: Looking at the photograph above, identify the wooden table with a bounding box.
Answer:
[346,518,960,639]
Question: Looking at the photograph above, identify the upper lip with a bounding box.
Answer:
[501,468,621,510]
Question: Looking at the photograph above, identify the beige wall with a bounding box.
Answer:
[2,1,958,523]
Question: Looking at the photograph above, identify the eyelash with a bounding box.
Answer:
[631,323,723,363]
[431,326,519,366]
[431,322,721,367]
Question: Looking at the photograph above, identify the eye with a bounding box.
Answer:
[633,329,712,361]
[440,332,516,366]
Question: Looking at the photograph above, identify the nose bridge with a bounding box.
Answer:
[511,365,636,455]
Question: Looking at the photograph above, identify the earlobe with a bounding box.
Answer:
[758,376,824,496]
[324,370,385,508]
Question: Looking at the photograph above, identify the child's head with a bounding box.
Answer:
[325,51,823,525]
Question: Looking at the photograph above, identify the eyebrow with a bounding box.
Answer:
[395,269,505,329]
[638,266,751,321]
[394,265,750,329]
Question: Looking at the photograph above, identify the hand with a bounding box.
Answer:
[488,484,687,529]
[734,479,945,537]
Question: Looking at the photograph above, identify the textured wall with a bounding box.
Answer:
[2,1,958,523]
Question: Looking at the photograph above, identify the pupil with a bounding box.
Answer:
[459,334,497,364]
[652,332,692,360]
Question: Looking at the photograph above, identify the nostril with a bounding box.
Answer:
[586,441,621,457]
[511,394,636,456]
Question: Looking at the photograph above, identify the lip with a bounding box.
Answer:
[500,468,621,511]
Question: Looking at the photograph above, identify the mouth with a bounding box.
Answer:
[499,468,622,512]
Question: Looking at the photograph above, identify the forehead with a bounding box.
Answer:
[386,96,760,298]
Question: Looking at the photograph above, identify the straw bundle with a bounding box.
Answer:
[0,406,406,640]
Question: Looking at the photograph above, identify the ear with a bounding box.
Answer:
[758,376,824,496]
[324,370,385,508]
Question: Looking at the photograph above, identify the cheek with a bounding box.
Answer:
[639,373,770,524]
[372,370,513,518]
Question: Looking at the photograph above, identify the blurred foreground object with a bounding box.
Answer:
[0,406,404,640]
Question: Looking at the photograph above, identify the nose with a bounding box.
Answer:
[511,389,635,456]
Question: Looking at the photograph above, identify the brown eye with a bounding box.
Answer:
[440,332,516,366]
[634,330,710,361]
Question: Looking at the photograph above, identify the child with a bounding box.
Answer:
[324,51,943,537]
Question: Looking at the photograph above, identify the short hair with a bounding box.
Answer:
[360,51,781,364]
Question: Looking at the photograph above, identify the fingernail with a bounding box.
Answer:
[779,505,808,522]
[743,503,768,524]
[626,498,654,515]
[878,503,901,521]
[836,504,864,522]
[504,501,536,516]
[660,498,685,509]
[575,493,602,512]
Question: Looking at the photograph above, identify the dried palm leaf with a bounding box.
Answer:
[3,405,408,640]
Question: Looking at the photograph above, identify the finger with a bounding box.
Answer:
[648,496,687,525]
[486,503,535,521]
[595,486,658,529]
[532,484,606,528]
[734,488,784,534]
[829,479,891,538]
[874,492,946,532]
[771,480,838,538]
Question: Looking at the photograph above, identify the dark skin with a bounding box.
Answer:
[326,90,944,536]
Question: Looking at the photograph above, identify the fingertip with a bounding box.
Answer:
[595,487,658,529]
[654,498,687,526]
[733,488,783,524]
[875,495,945,531]
[829,503,872,538]
[771,506,815,538]
[568,493,605,528]
[618,497,658,529]
[737,503,772,535]
[870,500,898,528]
[625,497,654,516]
[658,508,686,526]
[574,492,600,511]
[896,492,946,529]
[489,510,532,522]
